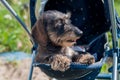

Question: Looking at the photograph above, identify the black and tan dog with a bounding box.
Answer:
[32,10,95,72]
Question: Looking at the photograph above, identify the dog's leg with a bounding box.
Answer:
[73,53,95,65]
[50,54,71,72]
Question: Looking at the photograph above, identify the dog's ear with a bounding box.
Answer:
[31,18,48,46]
[65,12,71,19]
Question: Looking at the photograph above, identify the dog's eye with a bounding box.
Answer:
[54,19,65,34]
[55,19,65,25]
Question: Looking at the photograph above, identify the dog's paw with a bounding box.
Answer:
[51,54,71,72]
[75,53,95,65]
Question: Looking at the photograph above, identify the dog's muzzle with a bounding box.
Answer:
[74,27,83,37]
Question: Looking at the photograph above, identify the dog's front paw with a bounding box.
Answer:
[75,53,95,65]
[51,54,71,72]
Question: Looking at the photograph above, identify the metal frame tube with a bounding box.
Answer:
[28,50,37,80]
[30,0,37,27]
[107,0,119,80]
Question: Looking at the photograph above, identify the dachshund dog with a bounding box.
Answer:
[32,10,95,72]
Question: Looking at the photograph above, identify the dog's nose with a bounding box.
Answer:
[74,27,83,36]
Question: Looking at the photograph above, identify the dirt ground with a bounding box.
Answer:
[0,58,50,80]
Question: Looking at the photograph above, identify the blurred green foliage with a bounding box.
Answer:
[0,0,120,54]
[0,0,31,53]
[115,0,120,15]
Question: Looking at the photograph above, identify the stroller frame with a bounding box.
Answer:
[0,0,119,80]
[108,0,119,80]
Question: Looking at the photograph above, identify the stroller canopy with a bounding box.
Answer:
[38,0,111,61]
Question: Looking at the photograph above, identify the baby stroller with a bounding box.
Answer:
[1,0,120,80]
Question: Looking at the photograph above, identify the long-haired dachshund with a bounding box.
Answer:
[32,10,95,72]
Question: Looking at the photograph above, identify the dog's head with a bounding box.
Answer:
[32,10,83,47]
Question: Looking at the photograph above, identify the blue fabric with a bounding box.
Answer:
[36,62,101,80]
[32,48,109,80]
[30,0,37,27]
[74,70,100,80]
[116,12,120,38]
